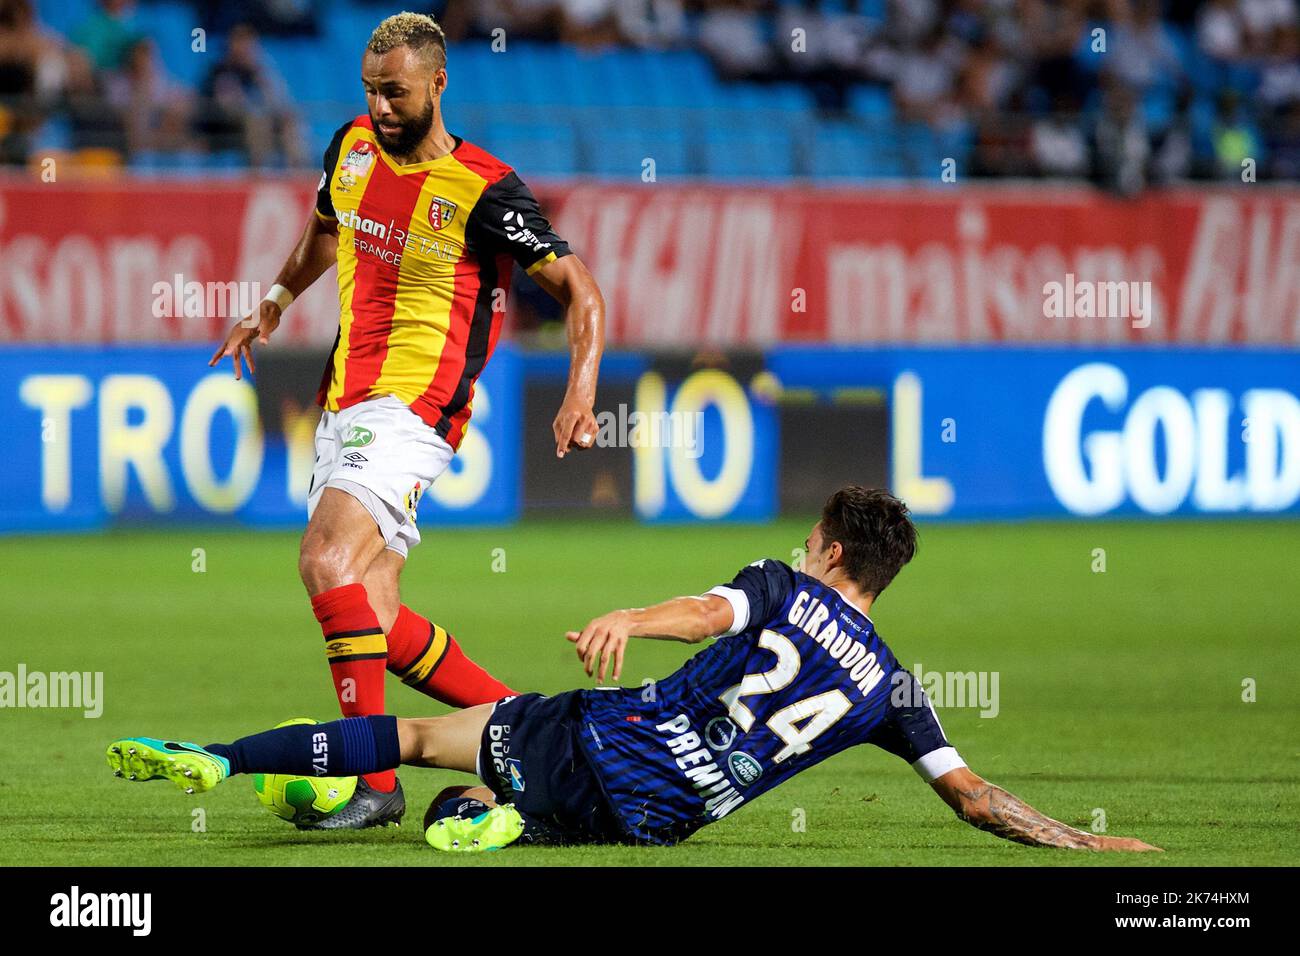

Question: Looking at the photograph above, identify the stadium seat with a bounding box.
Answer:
[643,49,720,108]
[34,0,96,37]
[129,150,206,173]
[1143,88,1177,136]
[1073,22,1107,75]
[484,121,578,177]
[136,1,210,88]
[259,38,332,105]
[325,4,386,53]
[30,115,73,154]
[767,82,816,113]
[204,150,250,173]
[811,121,904,180]
[1189,95,1218,156]
[847,84,894,121]
[703,127,795,180]
[586,124,688,180]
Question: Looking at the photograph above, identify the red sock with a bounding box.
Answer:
[311,583,394,792]
[387,604,515,708]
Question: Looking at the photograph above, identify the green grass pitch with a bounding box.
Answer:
[1,517,1296,867]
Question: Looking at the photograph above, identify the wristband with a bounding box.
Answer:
[262,283,294,311]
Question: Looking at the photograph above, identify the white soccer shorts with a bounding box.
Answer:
[307,394,455,558]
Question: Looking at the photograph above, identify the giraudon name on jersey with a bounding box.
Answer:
[788,590,888,697]
[655,715,746,820]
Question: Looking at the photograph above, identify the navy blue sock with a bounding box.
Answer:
[206,716,401,778]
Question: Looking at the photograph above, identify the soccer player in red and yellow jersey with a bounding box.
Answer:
[208,13,605,828]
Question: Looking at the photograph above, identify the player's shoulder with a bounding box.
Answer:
[452,135,515,186]
[331,114,373,142]
[322,115,373,161]
[732,557,800,589]
[742,556,795,574]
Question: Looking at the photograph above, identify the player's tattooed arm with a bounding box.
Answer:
[931,768,1161,851]
[955,779,1099,849]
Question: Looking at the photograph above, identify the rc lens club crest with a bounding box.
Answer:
[428,196,458,231]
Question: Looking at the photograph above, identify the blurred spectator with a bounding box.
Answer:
[1211,88,1262,176]
[959,29,1020,117]
[70,0,142,72]
[0,0,73,161]
[1106,0,1182,93]
[441,1,562,43]
[893,25,964,127]
[0,0,1295,184]
[1258,24,1300,111]
[193,0,321,38]
[697,0,777,81]
[1268,99,1300,176]
[1022,0,1088,108]
[1094,80,1150,194]
[776,1,873,76]
[1151,89,1197,181]
[558,0,623,48]
[1238,0,1299,55]
[1198,0,1247,61]
[775,2,874,109]
[889,0,942,46]
[614,0,686,48]
[199,23,305,166]
[105,37,196,161]
[1032,94,1090,177]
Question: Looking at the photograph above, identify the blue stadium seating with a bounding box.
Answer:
[40,0,1257,182]
[135,1,209,89]
[586,124,689,180]
[483,121,579,177]
[812,122,905,179]
[847,84,894,121]
[35,0,96,37]
[703,126,796,180]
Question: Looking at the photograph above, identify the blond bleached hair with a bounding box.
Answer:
[367,11,447,69]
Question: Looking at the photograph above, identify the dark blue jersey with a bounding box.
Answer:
[575,559,961,845]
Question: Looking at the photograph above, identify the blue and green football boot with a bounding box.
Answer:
[425,802,526,852]
[106,738,230,794]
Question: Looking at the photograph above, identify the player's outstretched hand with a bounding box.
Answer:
[567,610,632,683]
[209,301,282,381]
[553,392,598,459]
[1098,836,1164,852]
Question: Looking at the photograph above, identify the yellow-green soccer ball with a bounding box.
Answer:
[251,718,357,826]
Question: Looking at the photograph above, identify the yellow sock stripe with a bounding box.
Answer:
[325,629,388,662]
[399,624,451,686]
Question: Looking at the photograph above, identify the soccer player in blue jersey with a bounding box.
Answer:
[107,487,1159,853]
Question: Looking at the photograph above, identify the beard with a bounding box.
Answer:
[371,98,435,157]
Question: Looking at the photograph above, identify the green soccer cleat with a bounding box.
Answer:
[425,803,526,853]
[106,737,230,794]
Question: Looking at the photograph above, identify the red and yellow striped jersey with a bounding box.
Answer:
[313,115,570,450]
